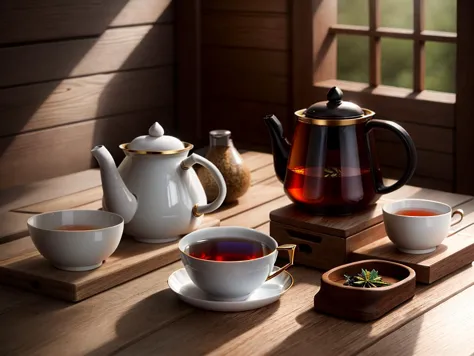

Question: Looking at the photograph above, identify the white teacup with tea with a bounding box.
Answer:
[383,199,464,254]
[179,226,296,301]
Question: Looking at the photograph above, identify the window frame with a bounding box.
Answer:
[292,0,474,194]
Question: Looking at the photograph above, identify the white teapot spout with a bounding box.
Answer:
[91,145,138,223]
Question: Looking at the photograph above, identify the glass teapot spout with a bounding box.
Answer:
[263,115,291,183]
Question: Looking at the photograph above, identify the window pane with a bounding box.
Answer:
[425,42,456,93]
[426,0,456,32]
[381,38,412,89]
[338,0,368,26]
[337,35,369,83]
[381,0,413,29]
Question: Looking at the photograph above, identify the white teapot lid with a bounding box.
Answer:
[127,122,185,152]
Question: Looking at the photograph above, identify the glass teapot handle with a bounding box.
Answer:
[365,119,417,194]
[180,154,227,217]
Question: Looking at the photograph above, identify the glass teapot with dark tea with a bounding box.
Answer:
[264,87,417,215]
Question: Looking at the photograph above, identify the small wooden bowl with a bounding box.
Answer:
[314,260,416,321]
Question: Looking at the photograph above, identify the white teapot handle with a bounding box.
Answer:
[180,153,227,217]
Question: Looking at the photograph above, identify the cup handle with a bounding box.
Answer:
[450,209,464,227]
[180,153,227,217]
[266,244,297,281]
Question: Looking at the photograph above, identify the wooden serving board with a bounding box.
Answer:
[350,226,474,284]
[0,216,220,302]
[270,202,385,238]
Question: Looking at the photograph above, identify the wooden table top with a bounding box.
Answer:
[1,151,474,356]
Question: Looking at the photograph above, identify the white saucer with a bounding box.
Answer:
[168,267,294,312]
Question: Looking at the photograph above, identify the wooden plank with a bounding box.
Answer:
[250,164,275,185]
[413,0,426,92]
[14,187,104,214]
[455,1,474,194]
[203,47,288,77]
[351,232,474,284]
[240,152,273,172]
[201,99,290,148]
[376,141,453,181]
[369,0,381,86]
[203,70,288,104]
[0,169,101,214]
[381,167,453,192]
[0,0,173,45]
[0,66,173,136]
[202,0,288,13]
[175,0,202,144]
[0,24,174,87]
[202,12,288,50]
[0,108,173,190]
[0,212,33,243]
[361,284,474,355]
[114,264,474,356]
[0,217,219,302]
[375,122,453,154]
[221,196,290,228]
[210,178,285,222]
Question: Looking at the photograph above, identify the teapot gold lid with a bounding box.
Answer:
[304,87,364,119]
[126,122,186,152]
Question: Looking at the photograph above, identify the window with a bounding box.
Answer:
[292,0,474,194]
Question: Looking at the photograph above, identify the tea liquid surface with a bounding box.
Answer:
[186,237,271,261]
[395,209,440,217]
[55,225,101,231]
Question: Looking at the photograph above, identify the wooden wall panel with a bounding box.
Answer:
[203,0,288,13]
[0,109,172,190]
[0,24,173,87]
[202,12,288,50]
[0,0,173,45]
[0,66,173,136]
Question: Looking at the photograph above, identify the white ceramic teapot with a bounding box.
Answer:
[91,122,226,243]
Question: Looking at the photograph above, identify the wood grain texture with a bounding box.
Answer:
[375,122,453,154]
[14,187,103,214]
[202,11,288,50]
[361,284,474,356]
[351,232,474,284]
[202,0,288,13]
[270,202,386,238]
[0,212,33,243]
[381,166,453,192]
[0,108,172,190]
[0,0,173,45]
[270,220,387,270]
[0,24,174,87]
[0,169,100,214]
[114,264,474,356]
[0,67,173,136]
[0,217,219,302]
[376,141,453,181]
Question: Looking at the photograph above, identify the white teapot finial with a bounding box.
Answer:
[149,122,164,137]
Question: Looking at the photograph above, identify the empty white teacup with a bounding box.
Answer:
[383,199,464,254]
[179,226,296,301]
[27,210,124,271]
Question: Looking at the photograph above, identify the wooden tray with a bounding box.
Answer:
[269,203,387,270]
[314,260,416,321]
[350,228,474,284]
[0,216,220,302]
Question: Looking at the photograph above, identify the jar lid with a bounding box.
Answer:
[127,122,184,151]
[304,87,364,119]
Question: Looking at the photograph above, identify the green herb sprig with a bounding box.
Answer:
[343,269,391,288]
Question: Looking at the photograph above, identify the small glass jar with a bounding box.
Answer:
[197,130,251,204]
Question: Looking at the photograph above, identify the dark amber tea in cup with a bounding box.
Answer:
[395,209,441,217]
[55,225,101,231]
[186,237,272,261]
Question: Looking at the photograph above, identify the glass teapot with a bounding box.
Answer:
[264,87,417,215]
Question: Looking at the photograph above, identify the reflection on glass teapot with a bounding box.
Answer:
[264,87,417,215]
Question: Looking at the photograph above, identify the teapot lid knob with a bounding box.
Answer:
[149,122,164,137]
[327,87,343,104]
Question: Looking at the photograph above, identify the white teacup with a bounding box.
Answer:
[179,226,296,301]
[27,210,124,271]
[383,199,464,254]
